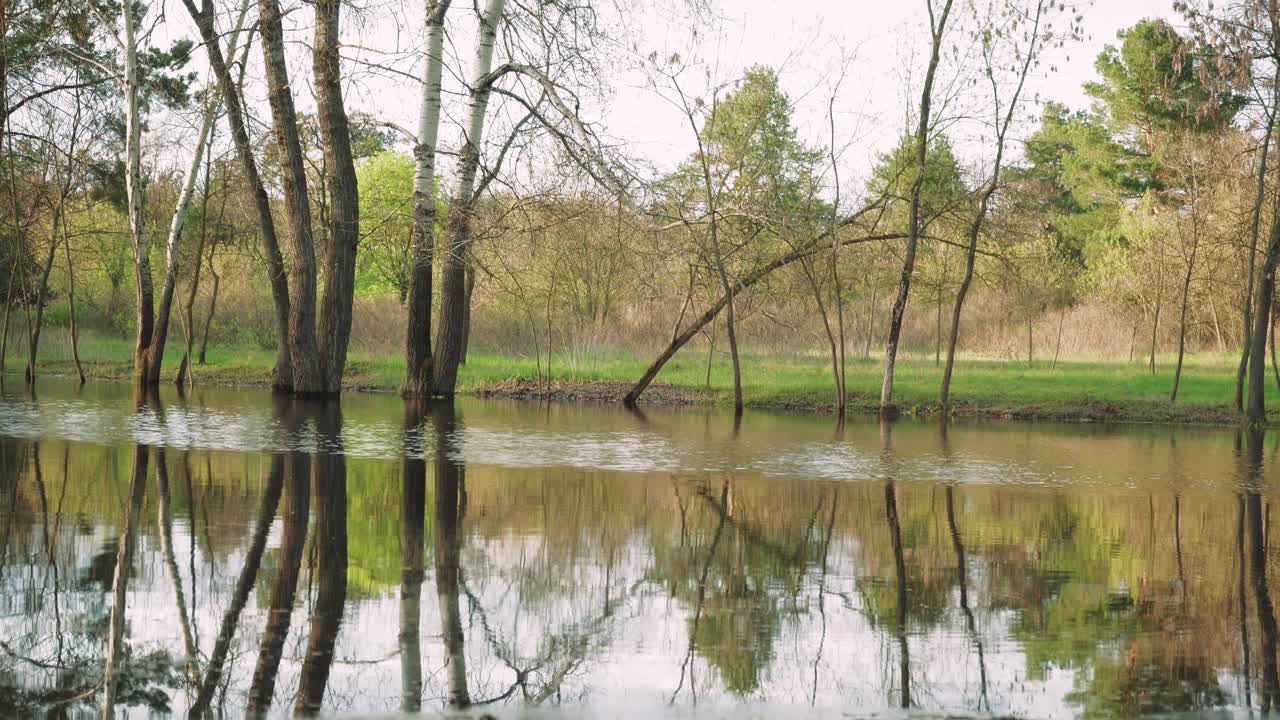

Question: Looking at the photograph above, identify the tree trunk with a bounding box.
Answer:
[246,401,311,714]
[1052,308,1065,369]
[313,0,359,393]
[121,0,153,383]
[1149,303,1161,375]
[934,288,941,366]
[1246,221,1280,423]
[403,0,452,397]
[1027,317,1033,364]
[181,0,293,388]
[146,89,225,385]
[61,207,83,383]
[102,443,148,716]
[705,317,716,388]
[198,246,219,365]
[623,232,899,405]
[295,402,347,713]
[0,252,14,379]
[460,263,476,365]
[1246,428,1279,710]
[177,128,218,388]
[1270,300,1280,393]
[939,0,1043,408]
[432,0,506,396]
[399,400,427,711]
[880,0,954,415]
[433,401,470,708]
[798,254,843,412]
[24,236,57,381]
[864,270,878,359]
[188,453,282,718]
[259,0,323,392]
[704,169,742,414]
[1239,95,1279,412]
[1170,266,1194,403]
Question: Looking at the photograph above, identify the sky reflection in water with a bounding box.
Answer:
[0,377,1274,718]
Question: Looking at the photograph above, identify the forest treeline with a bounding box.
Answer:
[7,0,1280,419]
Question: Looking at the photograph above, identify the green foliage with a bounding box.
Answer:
[867,132,969,226]
[1086,19,1242,140]
[355,151,420,299]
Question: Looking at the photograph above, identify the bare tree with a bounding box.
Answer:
[940,0,1059,413]
[880,0,955,416]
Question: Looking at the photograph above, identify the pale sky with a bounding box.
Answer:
[150,0,1178,199]
[600,0,1176,185]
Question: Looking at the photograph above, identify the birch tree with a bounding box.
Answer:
[404,0,452,397]
[142,7,251,384]
[432,0,507,396]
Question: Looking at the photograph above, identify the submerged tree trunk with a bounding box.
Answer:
[295,402,348,714]
[182,0,292,388]
[399,400,427,711]
[433,401,470,707]
[1246,428,1280,710]
[259,0,323,393]
[102,443,148,716]
[403,0,452,397]
[246,403,311,715]
[188,453,282,718]
[885,479,910,708]
[880,0,954,415]
[432,0,506,396]
[313,0,359,393]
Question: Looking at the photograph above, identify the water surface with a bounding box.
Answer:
[1,377,1277,718]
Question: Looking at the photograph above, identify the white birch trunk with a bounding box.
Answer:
[430,0,506,394]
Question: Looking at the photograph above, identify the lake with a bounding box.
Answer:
[0,377,1275,718]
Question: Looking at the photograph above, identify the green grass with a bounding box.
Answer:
[6,330,1274,424]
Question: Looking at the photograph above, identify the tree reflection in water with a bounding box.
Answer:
[5,382,1280,716]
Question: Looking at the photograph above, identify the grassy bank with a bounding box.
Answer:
[6,331,1276,426]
